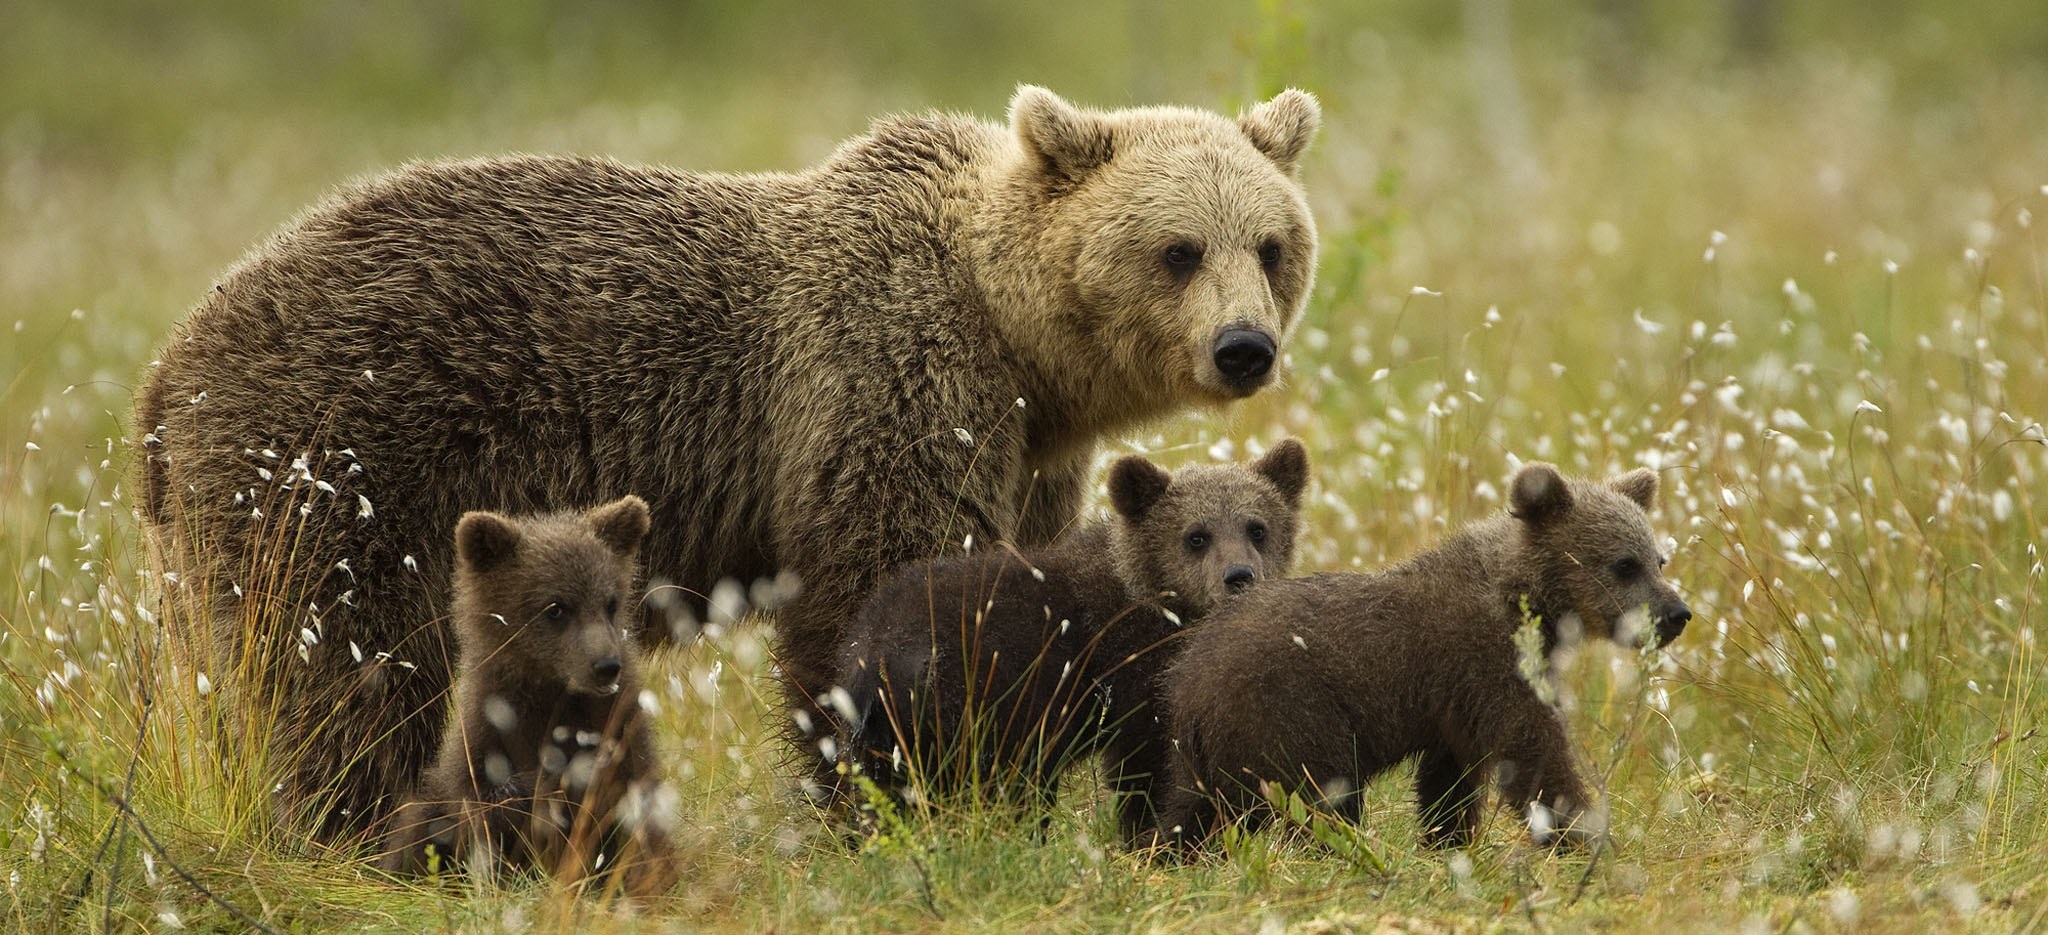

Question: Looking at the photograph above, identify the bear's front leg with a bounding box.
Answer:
[1413,746,1485,849]
[1102,725,1174,846]
[374,796,463,877]
[772,419,1028,792]
[1471,690,1598,850]
[1014,448,1092,547]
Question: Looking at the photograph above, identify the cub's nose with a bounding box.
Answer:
[592,657,623,684]
[1212,329,1276,385]
[1223,564,1256,594]
[1654,602,1692,647]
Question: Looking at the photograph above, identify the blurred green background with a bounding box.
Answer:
[7,0,2045,447]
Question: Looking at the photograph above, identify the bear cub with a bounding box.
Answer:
[1154,463,1690,852]
[378,495,678,899]
[833,439,1309,842]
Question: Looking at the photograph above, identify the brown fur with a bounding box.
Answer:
[1153,464,1691,852]
[133,87,1321,837]
[377,496,678,900]
[834,440,1308,842]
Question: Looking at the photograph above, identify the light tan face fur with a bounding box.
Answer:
[1007,87,1320,408]
[452,496,651,696]
[1108,438,1310,619]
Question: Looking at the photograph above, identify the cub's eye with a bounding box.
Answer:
[1611,558,1643,580]
[1184,530,1210,552]
[1247,522,1267,545]
[1258,238,1283,273]
[605,597,620,618]
[543,601,568,622]
[1161,242,1203,275]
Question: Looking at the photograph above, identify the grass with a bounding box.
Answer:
[4,3,2047,931]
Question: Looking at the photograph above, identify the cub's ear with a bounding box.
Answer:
[1254,437,1310,506]
[1508,463,1573,526]
[455,511,522,574]
[1107,455,1173,521]
[1009,85,1114,182]
[1238,88,1320,174]
[1609,468,1659,512]
[588,494,652,558]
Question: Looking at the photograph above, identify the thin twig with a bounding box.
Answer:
[51,749,280,934]
[57,653,156,927]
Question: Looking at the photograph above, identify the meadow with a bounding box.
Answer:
[3,2,2045,930]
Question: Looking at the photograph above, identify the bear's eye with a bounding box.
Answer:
[1611,558,1643,580]
[1184,530,1210,552]
[605,596,620,618]
[1246,522,1267,545]
[1258,238,1284,273]
[1161,242,1203,276]
[543,601,569,622]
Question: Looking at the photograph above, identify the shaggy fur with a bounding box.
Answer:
[835,440,1307,842]
[377,496,678,900]
[133,86,1321,837]
[1153,464,1691,852]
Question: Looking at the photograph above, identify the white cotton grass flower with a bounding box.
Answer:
[707,577,749,626]
[827,686,859,724]
[1945,880,1981,916]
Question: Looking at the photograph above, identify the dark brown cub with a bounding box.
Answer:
[833,439,1309,842]
[1155,463,1689,853]
[377,495,678,900]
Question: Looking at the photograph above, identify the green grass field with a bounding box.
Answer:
[4,3,2045,930]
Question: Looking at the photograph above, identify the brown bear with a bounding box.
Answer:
[377,495,679,900]
[831,439,1308,843]
[133,86,1321,838]
[1152,463,1690,853]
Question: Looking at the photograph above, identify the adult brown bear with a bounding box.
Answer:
[135,86,1321,840]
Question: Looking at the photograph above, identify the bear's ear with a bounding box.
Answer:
[1107,455,1173,521]
[455,510,522,574]
[1508,463,1573,526]
[1009,85,1114,182]
[1609,468,1659,512]
[587,494,651,558]
[1253,437,1310,507]
[1237,88,1321,175]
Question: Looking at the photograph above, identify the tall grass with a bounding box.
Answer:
[5,5,2047,930]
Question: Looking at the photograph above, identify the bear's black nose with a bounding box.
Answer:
[592,657,622,684]
[1654,603,1692,646]
[1223,564,1256,593]
[1212,330,1276,384]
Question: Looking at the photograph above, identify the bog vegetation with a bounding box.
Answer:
[3,2,2045,930]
